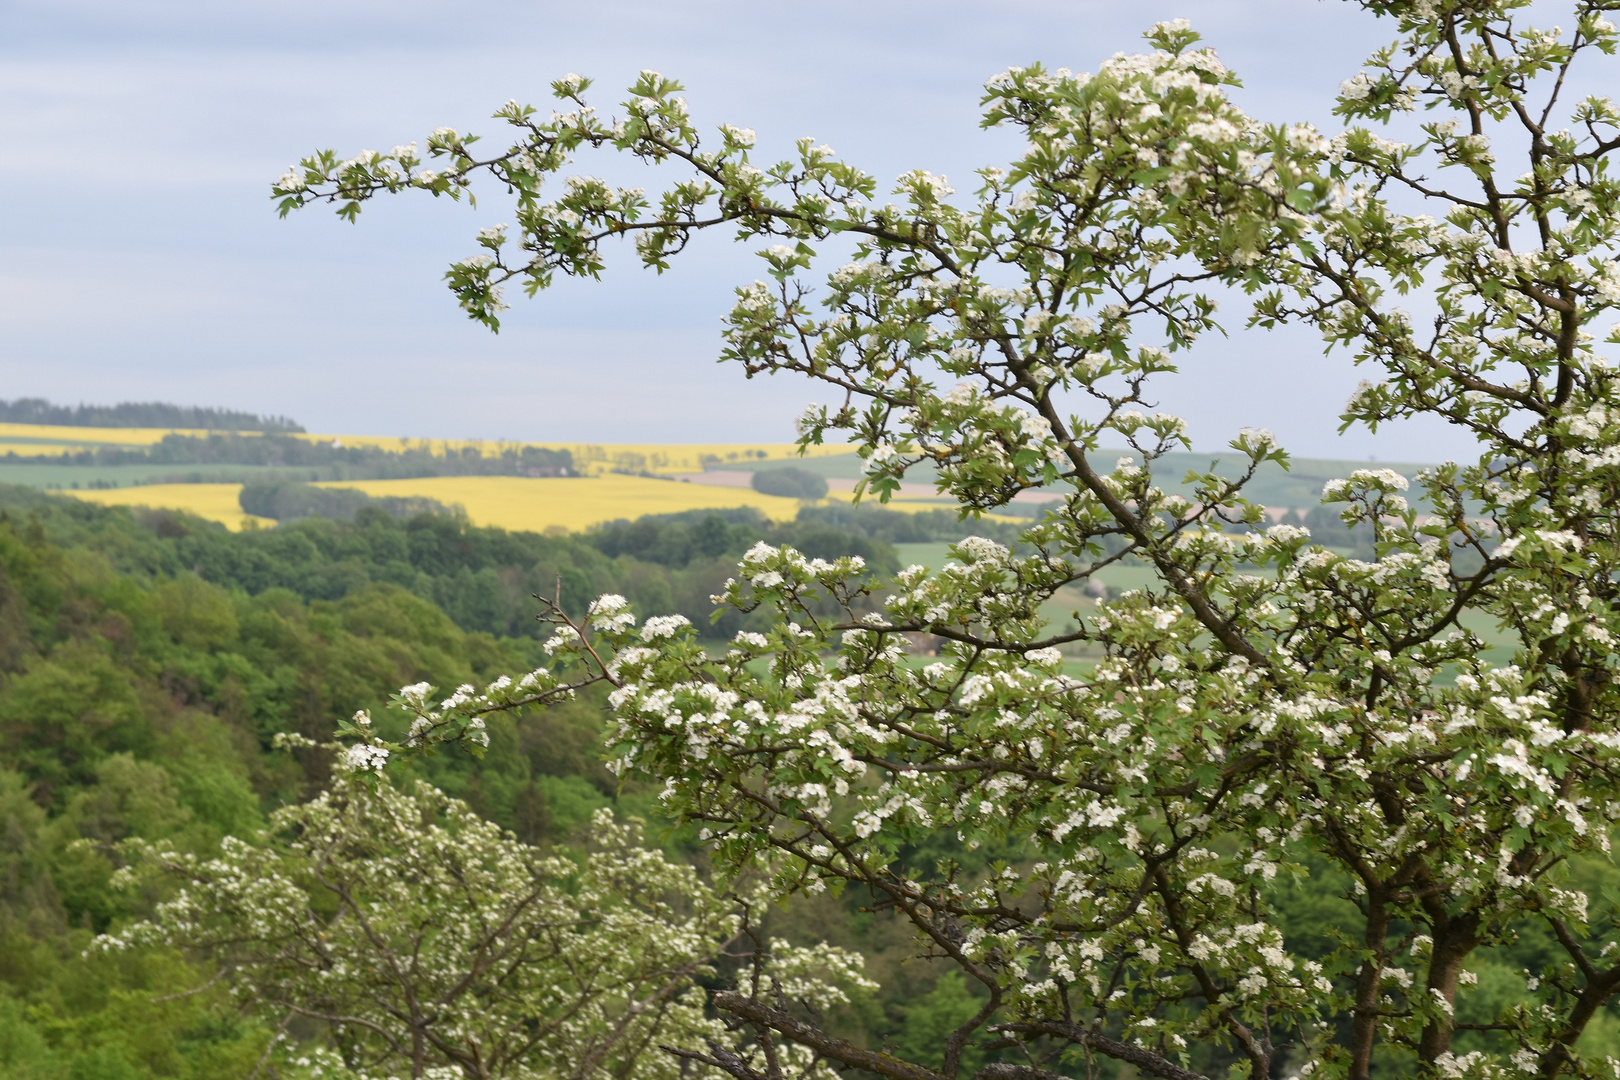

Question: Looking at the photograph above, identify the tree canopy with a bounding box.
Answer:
[276,2,1620,1078]
[752,468,833,501]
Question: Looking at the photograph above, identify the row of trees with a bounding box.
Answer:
[0,398,303,432]
[261,0,1620,1077]
[10,432,575,480]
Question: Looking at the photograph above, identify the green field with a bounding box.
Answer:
[0,462,328,489]
[741,448,1439,510]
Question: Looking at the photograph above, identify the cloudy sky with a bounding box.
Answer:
[0,0,1476,460]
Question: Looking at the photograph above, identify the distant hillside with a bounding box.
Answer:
[0,397,304,432]
[1099,449,1439,511]
[710,447,1438,510]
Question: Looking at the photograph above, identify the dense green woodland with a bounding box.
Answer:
[0,487,1032,1078]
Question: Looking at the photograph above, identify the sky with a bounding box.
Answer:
[0,0,1481,461]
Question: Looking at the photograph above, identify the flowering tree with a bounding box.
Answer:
[275,1,1620,1078]
[101,762,875,1080]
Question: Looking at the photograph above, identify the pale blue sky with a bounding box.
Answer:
[0,0,1475,460]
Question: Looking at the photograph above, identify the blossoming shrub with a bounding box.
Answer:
[102,765,874,1080]
[279,2,1620,1078]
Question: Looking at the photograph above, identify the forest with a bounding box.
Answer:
[0,486,1048,1078]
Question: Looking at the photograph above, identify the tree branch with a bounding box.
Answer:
[714,992,947,1080]
[994,1021,1212,1080]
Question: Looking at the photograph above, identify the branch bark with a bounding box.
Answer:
[714,992,947,1080]
[994,1021,1212,1080]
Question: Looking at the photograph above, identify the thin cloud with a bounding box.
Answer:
[0,0,1465,458]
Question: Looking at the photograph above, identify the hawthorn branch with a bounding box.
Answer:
[993,1021,1211,1080]
[714,992,947,1080]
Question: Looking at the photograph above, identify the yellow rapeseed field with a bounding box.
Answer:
[311,475,808,531]
[0,422,216,446]
[0,422,217,458]
[65,484,275,531]
[61,476,812,533]
[321,475,1009,527]
[0,442,102,457]
[59,474,1007,533]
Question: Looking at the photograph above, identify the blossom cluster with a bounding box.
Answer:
[100,772,874,1080]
